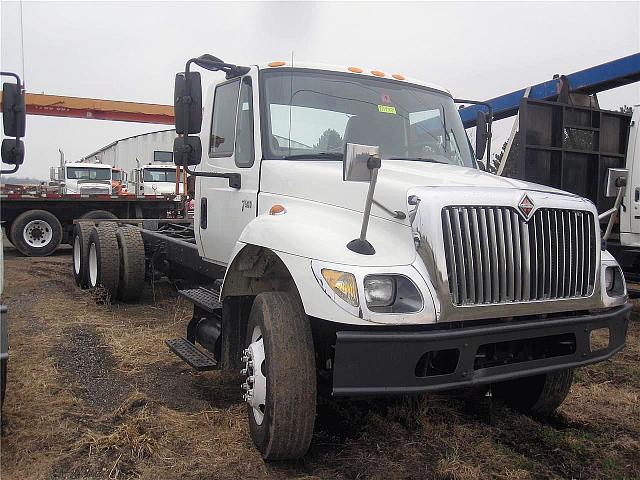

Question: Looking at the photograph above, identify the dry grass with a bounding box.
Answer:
[1,250,639,479]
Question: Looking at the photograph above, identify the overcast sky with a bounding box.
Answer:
[2,1,639,179]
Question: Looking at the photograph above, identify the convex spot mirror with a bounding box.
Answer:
[1,138,25,165]
[173,136,202,166]
[343,143,381,182]
[2,82,26,137]
[174,72,202,135]
[475,111,488,160]
[605,168,628,197]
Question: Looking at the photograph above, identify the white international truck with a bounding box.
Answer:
[71,56,631,460]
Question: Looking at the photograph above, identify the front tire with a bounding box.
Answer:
[242,292,316,460]
[492,369,574,416]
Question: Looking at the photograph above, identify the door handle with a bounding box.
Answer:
[200,197,208,229]
[635,188,639,202]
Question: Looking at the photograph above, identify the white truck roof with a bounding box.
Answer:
[256,61,451,96]
[65,162,112,169]
[141,164,176,169]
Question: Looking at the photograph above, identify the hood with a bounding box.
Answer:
[260,160,575,221]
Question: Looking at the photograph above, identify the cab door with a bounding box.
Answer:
[622,109,639,243]
[197,69,260,265]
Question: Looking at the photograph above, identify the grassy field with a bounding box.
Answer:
[1,248,638,479]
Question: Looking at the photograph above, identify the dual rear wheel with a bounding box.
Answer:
[72,222,145,302]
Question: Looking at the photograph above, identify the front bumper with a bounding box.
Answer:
[332,304,631,396]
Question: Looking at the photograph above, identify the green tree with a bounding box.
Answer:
[314,128,343,152]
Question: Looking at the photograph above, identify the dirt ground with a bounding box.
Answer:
[1,246,639,480]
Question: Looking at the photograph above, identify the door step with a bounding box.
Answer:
[166,337,218,371]
[178,287,222,313]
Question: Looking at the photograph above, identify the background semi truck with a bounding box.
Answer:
[2,144,182,257]
[71,55,630,460]
[129,163,186,196]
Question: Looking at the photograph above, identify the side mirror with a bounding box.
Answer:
[174,72,202,135]
[1,139,24,165]
[475,111,488,160]
[343,143,381,182]
[343,142,381,255]
[174,136,202,166]
[605,168,628,197]
[2,82,26,137]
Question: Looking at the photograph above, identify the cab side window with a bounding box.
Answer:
[235,77,255,167]
[209,79,240,157]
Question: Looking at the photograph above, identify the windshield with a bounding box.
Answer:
[260,69,474,167]
[143,168,183,183]
[66,167,111,181]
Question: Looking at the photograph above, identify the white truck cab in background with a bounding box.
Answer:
[50,162,112,195]
[130,164,184,196]
[621,107,640,248]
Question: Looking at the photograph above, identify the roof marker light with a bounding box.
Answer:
[348,66,363,73]
[269,204,286,215]
[371,70,385,77]
[268,61,286,67]
[392,73,405,81]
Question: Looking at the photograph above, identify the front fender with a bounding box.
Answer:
[238,193,416,267]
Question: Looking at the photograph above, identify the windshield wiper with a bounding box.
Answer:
[387,156,447,164]
[282,152,343,160]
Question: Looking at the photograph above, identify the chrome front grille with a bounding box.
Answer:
[80,187,110,195]
[442,206,597,306]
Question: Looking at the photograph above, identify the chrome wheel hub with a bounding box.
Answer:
[241,325,266,425]
[23,220,53,248]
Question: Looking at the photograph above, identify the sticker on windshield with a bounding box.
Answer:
[378,105,397,114]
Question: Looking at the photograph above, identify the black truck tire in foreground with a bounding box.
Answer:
[72,222,94,288]
[115,226,146,302]
[87,224,120,299]
[9,209,63,257]
[244,292,317,461]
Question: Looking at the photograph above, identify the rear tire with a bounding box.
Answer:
[242,292,316,460]
[87,223,120,299]
[81,210,118,220]
[115,226,146,301]
[72,222,94,288]
[9,210,62,257]
[492,369,574,416]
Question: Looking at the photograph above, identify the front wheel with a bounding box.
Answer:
[241,292,316,460]
[492,369,574,416]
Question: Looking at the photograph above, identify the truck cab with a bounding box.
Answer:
[52,162,112,195]
[169,57,630,460]
[130,164,184,196]
[111,167,128,194]
[621,106,640,248]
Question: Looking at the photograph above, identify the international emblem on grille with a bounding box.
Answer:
[518,194,535,220]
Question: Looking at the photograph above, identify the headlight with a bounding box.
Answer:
[605,267,615,292]
[364,274,423,313]
[321,269,359,307]
[364,275,396,307]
